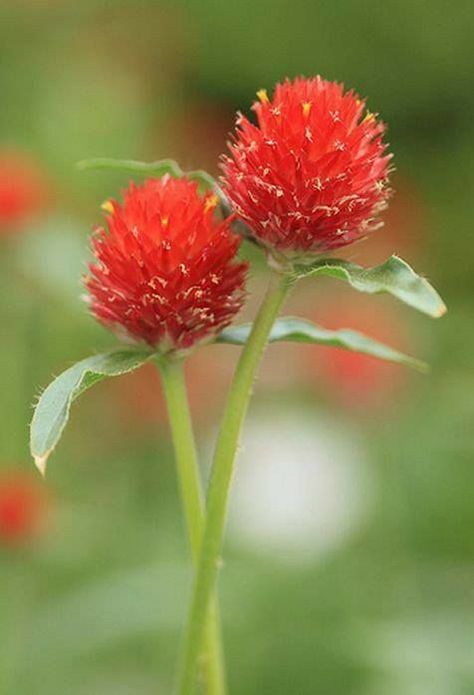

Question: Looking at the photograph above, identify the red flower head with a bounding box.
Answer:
[85,176,248,352]
[221,76,392,261]
[0,470,47,546]
[0,151,49,231]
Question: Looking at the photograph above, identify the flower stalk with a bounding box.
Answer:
[177,269,292,694]
[158,357,226,695]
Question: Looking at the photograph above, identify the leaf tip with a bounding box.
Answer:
[415,360,430,374]
[33,453,49,477]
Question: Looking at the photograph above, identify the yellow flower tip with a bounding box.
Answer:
[302,101,312,118]
[204,194,219,213]
[160,215,169,228]
[101,200,114,214]
[362,111,375,124]
[256,88,269,104]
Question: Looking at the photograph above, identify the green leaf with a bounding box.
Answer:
[292,255,447,318]
[77,157,184,178]
[217,317,428,372]
[30,350,153,474]
[77,157,218,192]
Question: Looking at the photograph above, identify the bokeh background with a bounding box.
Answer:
[1,1,473,693]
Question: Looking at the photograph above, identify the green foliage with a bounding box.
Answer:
[292,255,447,318]
[218,317,427,371]
[30,350,153,474]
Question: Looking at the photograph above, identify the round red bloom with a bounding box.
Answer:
[0,471,46,546]
[85,176,248,352]
[0,151,48,231]
[221,76,392,260]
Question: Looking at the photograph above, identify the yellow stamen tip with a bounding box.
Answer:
[101,200,114,214]
[204,194,219,213]
[362,111,375,124]
[161,216,169,228]
[256,88,269,104]
[302,101,312,118]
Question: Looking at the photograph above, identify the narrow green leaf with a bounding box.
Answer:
[30,350,153,474]
[77,157,184,178]
[292,255,447,318]
[217,317,428,372]
[187,169,220,192]
[77,157,217,191]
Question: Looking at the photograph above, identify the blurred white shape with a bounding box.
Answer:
[228,405,373,562]
[359,614,474,678]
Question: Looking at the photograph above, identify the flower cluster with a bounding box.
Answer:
[85,176,248,351]
[221,76,392,259]
[85,77,393,350]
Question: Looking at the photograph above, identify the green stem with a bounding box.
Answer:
[158,358,226,695]
[177,270,291,694]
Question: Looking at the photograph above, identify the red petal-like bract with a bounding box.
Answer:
[85,176,248,352]
[222,76,392,258]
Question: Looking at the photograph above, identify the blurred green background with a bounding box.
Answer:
[0,1,473,693]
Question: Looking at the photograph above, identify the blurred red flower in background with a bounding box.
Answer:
[107,343,237,435]
[222,76,392,258]
[295,290,415,411]
[0,151,49,232]
[166,98,234,175]
[85,176,248,352]
[0,470,47,546]
[336,176,428,266]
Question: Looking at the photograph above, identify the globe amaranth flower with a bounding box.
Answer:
[85,176,248,352]
[0,471,47,546]
[221,76,392,260]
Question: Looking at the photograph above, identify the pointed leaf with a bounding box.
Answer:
[77,157,217,191]
[292,255,446,318]
[30,350,153,474]
[217,317,427,372]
